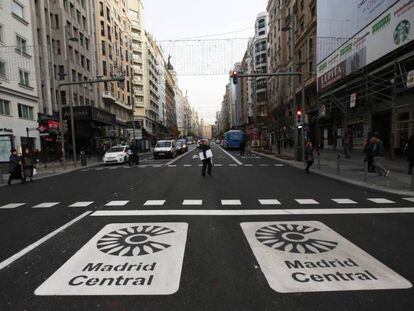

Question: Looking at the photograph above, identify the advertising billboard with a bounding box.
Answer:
[317,0,414,91]
[317,0,399,63]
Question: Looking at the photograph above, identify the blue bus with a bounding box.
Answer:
[222,130,246,149]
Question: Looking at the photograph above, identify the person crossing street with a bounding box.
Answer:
[200,140,213,177]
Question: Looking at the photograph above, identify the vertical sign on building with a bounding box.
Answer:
[35,223,188,295]
[350,93,357,108]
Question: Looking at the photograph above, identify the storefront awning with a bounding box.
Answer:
[63,106,116,126]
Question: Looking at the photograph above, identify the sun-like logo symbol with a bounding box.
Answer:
[255,224,338,254]
[97,225,175,256]
[394,20,410,45]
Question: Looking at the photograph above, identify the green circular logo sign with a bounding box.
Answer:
[394,20,410,45]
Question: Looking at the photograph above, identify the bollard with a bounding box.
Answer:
[317,152,321,170]
[337,154,341,175]
[364,160,368,182]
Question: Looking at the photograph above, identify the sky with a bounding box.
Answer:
[142,0,268,124]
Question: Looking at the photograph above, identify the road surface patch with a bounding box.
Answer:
[241,221,412,293]
[35,223,188,296]
[0,203,26,209]
[32,202,60,208]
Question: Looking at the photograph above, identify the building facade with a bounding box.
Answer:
[0,0,40,159]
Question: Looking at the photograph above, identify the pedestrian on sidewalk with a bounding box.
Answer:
[7,149,23,186]
[246,140,252,157]
[22,148,34,183]
[407,135,414,175]
[370,133,390,177]
[343,130,352,159]
[363,135,375,172]
[305,140,314,173]
[240,138,246,157]
[200,140,212,177]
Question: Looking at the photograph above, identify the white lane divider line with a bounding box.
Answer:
[219,147,243,165]
[183,164,192,167]
[69,201,94,208]
[403,198,414,203]
[32,202,60,209]
[332,199,358,204]
[274,164,284,167]
[144,200,166,206]
[368,198,396,204]
[0,203,26,209]
[295,199,320,205]
[105,200,129,207]
[182,200,203,206]
[91,207,414,217]
[0,211,91,271]
[168,165,177,168]
[229,164,238,167]
[198,164,203,167]
[259,199,281,205]
[165,147,196,166]
[153,164,163,168]
[221,200,242,206]
[244,164,253,167]
[95,167,105,171]
[214,164,223,167]
[260,164,269,167]
[138,165,148,168]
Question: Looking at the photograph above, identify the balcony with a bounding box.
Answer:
[132,43,142,51]
[132,33,141,41]
[134,89,144,96]
[133,54,143,63]
[131,21,141,30]
[103,91,116,103]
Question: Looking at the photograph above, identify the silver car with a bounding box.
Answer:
[153,140,177,159]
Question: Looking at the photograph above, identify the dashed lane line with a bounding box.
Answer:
[332,199,358,204]
[32,202,60,208]
[105,200,130,207]
[218,147,243,165]
[0,203,26,209]
[69,201,94,208]
[368,198,396,204]
[259,199,281,205]
[91,207,414,217]
[0,211,91,271]
[182,200,203,206]
[221,200,242,206]
[295,199,320,205]
[143,200,166,206]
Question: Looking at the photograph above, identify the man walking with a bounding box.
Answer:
[200,140,212,177]
[370,132,390,177]
[240,138,246,157]
[305,140,314,173]
[8,149,23,186]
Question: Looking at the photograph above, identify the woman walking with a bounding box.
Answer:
[8,149,23,186]
[305,140,314,173]
[22,148,34,183]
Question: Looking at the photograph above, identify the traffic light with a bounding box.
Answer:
[230,71,238,85]
[296,110,303,128]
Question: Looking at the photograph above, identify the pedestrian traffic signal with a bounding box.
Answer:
[231,71,238,85]
[296,110,303,128]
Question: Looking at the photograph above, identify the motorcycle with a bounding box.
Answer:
[127,150,140,166]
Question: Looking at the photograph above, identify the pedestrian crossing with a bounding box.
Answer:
[2,197,414,210]
[80,163,286,171]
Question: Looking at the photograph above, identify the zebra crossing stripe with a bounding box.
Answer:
[105,200,129,207]
[214,164,223,167]
[182,200,203,206]
[221,200,242,206]
[0,203,26,209]
[244,164,253,167]
[332,199,358,204]
[144,200,166,206]
[229,164,238,167]
[33,202,60,208]
[368,198,395,204]
[259,199,281,205]
[260,164,269,167]
[403,198,414,203]
[70,201,94,208]
[183,164,192,167]
[295,199,320,205]
[274,164,284,167]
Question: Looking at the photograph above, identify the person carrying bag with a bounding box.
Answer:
[199,140,213,177]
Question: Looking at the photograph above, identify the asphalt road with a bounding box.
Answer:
[0,144,413,311]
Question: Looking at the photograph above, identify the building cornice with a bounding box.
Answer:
[0,86,39,102]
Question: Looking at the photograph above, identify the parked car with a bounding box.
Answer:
[154,140,177,159]
[103,145,130,164]
[176,139,188,154]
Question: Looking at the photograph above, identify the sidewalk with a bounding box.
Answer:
[254,148,414,196]
[0,149,154,186]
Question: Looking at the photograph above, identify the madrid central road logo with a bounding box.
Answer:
[97,225,175,257]
[255,224,338,254]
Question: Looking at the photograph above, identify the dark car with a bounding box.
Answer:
[176,139,188,154]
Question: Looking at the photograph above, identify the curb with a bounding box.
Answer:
[253,151,414,196]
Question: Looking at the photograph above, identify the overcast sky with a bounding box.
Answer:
[142,0,268,124]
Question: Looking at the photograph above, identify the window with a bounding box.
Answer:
[18,103,34,120]
[0,99,11,116]
[12,0,24,19]
[0,24,3,43]
[0,60,6,79]
[99,2,104,16]
[16,35,27,54]
[19,69,30,86]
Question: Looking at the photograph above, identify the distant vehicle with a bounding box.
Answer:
[222,130,246,149]
[215,139,221,144]
[176,139,188,154]
[103,145,130,164]
[154,140,177,159]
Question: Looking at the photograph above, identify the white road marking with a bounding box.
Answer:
[0,211,91,271]
[153,164,163,168]
[182,200,203,206]
[274,164,284,167]
[109,166,119,170]
[91,207,414,217]
[33,202,60,208]
[105,200,129,206]
[168,165,177,168]
[403,198,414,203]
[260,164,269,167]
[295,199,320,205]
[198,164,203,167]
[221,200,242,205]
[165,148,196,166]
[95,167,105,171]
[259,199,281,205]
[332,199,358,204]
[242,221,412,293]
[244,164,253,167]
[229,164,238,167]
[214,164,223,167]
[144,200,166,206]
[70,201,94,208]
[0,203,26,209]
[183,164,192,167]
[219,147,243,165]
[368,198,395,204]
[35,222,188,296]
[138,165,148,168]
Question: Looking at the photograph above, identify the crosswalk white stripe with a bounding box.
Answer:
[244,164,253,167]
[33,202,60,208]
[259,199,281,205]
[105,200,129,206]
[182,200,203,206]
[214,164,223,167]
[144,200,166,206]
[221,200,242,205]
[229,164,238,167]
[0,203,26,209]
[403,198,414,203]
[168,165,177,168]
[69,201,94,207]
[260,164,269,167]
[274,164,284,167]
[295,199,320,205]
[92,207,414,217]
[368,198,395,204]
[95,167,105,171]
[183,164,192,167]
[332,199,358,204]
